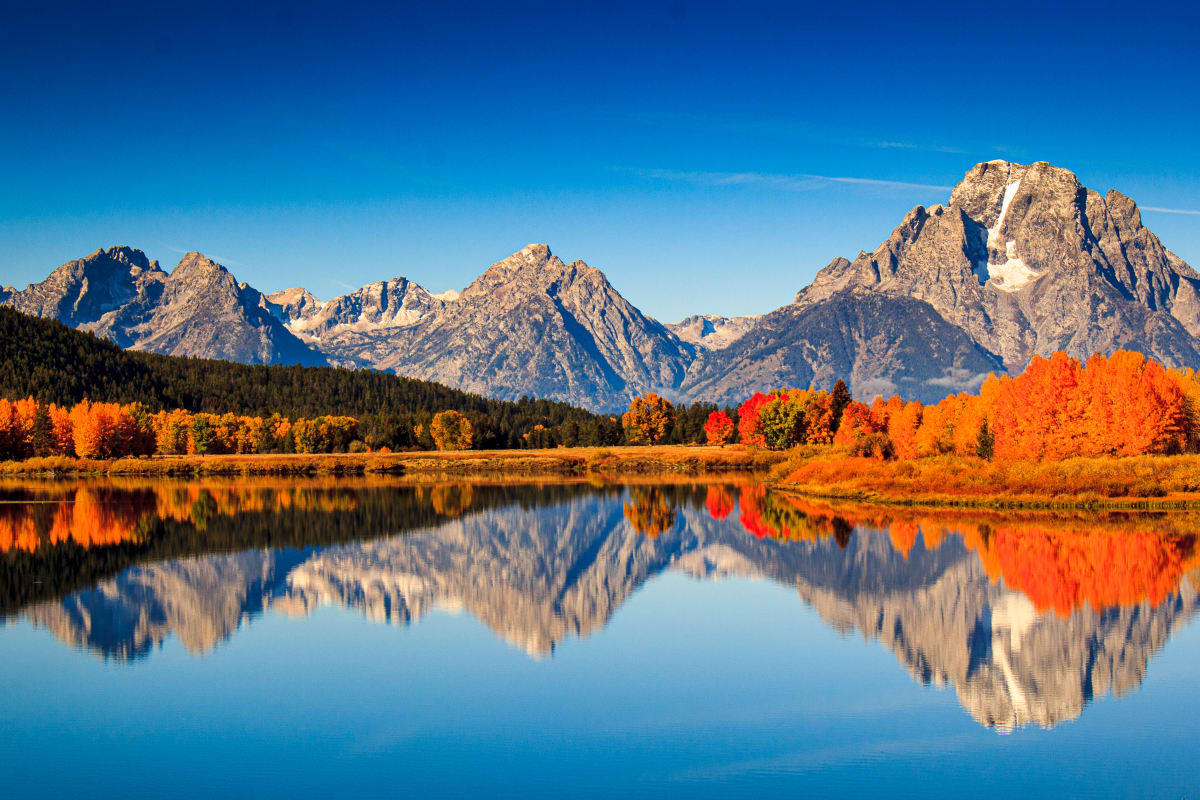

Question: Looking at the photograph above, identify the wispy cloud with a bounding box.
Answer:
[331,279,356,290]
[1142,206,1200,216]
[634,167,951,193]
[871,140,967,155]
[618,110,975,155]
[165,245,242,266]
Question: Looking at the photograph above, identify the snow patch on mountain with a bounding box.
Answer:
[978,179,1040,292]
[667,314,759,350]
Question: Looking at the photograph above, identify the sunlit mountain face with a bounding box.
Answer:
[2,477,1197,734]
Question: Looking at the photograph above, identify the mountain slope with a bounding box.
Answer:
[112,252,327,365]
[0,306,612,447]
[682,290,1005,403]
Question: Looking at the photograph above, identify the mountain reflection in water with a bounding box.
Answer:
[2,477,1198,732]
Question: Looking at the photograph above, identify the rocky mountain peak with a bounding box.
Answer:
[169,251,231,281]
[667,313,761,350]
[97,245,154,271]
[463,244,568,298]
[265,287,323,325]
[784,159,1200,381]
[286,275,444,339]
[2,244,167,327]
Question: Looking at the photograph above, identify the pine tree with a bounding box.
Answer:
[975,419,994,460]
[830,379,852,433]
[30,403,54,457]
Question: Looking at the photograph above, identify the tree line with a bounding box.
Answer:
[673,350,1200,461]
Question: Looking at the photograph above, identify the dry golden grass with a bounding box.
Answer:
[774,451,1200,507]
[0,445,785,478]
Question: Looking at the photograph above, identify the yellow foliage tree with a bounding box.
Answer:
[430,410,473,450]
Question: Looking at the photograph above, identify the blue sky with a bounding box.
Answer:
[3,0,1198,322]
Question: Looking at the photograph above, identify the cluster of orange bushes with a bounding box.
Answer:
[720,351,1200,462]
[698,484,1200,615]
[0,397,360,460]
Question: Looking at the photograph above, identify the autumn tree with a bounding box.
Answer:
[622,393,675,445]
[49,404,73,455]
[430,410,473,450]
[703,410,735,446]
[758,393,803,450]
[0,399,28,460]
[737,391,779,448]
[832,400,892,459]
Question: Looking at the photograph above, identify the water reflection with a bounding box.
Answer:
[2,478,1198,731]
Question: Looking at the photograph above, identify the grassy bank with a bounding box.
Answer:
[0,446,786,479]
[772,451,1200,508]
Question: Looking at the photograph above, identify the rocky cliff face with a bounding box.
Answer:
[275,277,446,340]
[105,252,327,365]
[264,287,322,325]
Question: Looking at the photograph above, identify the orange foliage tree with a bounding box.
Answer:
[621,392,675,445]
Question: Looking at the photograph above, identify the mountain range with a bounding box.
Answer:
[5,160,1197,411]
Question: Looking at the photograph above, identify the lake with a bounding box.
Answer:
[1,477,1197,797]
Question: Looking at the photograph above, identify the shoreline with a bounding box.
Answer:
[7,447,1200,510]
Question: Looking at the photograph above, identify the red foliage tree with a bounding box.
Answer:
[704,410,736,446]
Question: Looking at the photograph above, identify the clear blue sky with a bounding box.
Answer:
[3,0,1198,322]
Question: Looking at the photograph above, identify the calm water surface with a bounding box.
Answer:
[1,478,1197,797]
